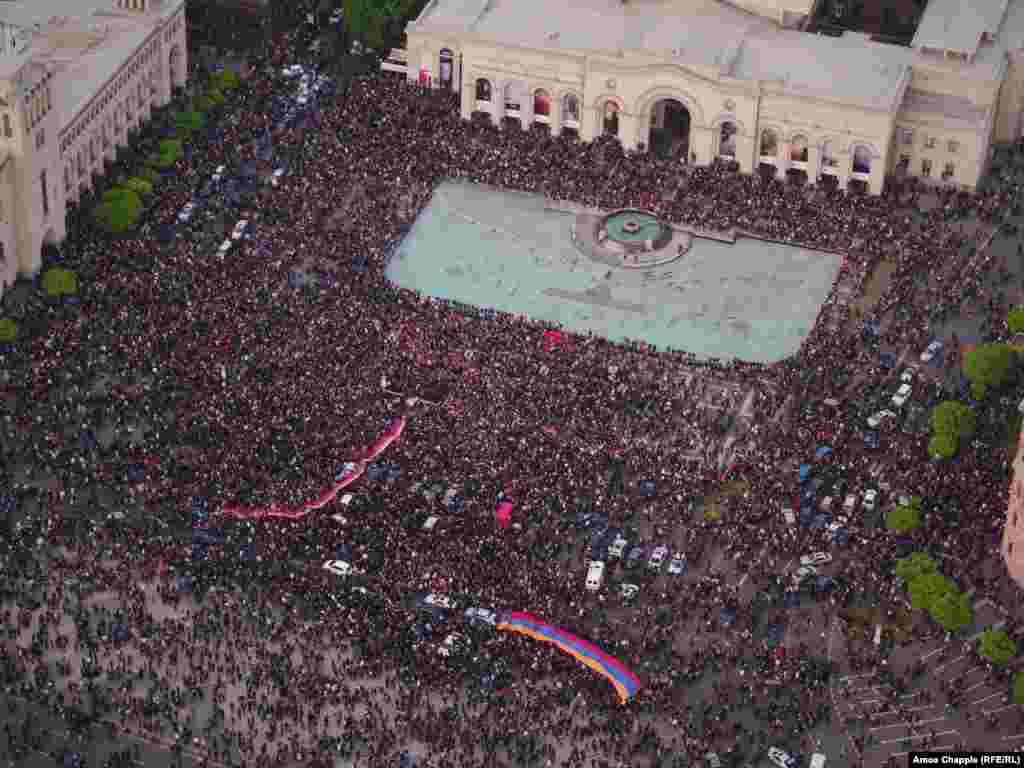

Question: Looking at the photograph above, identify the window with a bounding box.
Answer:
[947,140,959,153]
[1010,541,1015,556]
[2,114,9,138]
[900,128,913,145]
[40,170,48,217]
[943,162,955,179]
[898,154,910,167]
[36,128,44,149]
[925,136,936,149]
[760,129,778,157]
[921,158,932,177]
[65,166,70,191]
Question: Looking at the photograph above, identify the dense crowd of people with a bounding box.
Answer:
[3,19,1024,768]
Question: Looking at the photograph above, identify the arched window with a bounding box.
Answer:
[475,78,492,103]
[853,146,872,174]
[790,135,809,162]
[759,129,778,157]
[718,122,737,157]
[439,48,453,90]
[533,89,551,119]
[504,82,522,113]
[602,101,619,136]
[561,94,580,126]
[821,140,838,168]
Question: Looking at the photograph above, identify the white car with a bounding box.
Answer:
[620,583,640,601]
[793,565,818,582]
[862,488,878,512]
[867,409,897,428]
[177,202,195,222]
[782,506,796,525]
[800,552,832,567]
[609,535,628,559]
[842,494,857,514]
[322,560,357,577]
[231,219,249,240]
[668,555,687,575]
[920,340,944,363]
[271,167,286,187]
[422,515,440,531]
[649,545,669,571]
[705,754,722,768]
[809,754,826,768]
[892,383,912,408]
[464,607,498,627]
[422,593,456,611]
[217,239,232,256]
[900,366,917,383]
[586,560,605,591]
[339,493,354,507]
[769,747,798,768]
[212,164,226,182]
[329,513,348,524]
[438,632,465,657]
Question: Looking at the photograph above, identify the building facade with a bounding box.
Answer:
[1004,428,1024,587]
[0,0,187,296]
[398,0,1024,199]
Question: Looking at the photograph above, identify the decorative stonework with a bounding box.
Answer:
[724,98,735,111]
[606,78,616,89]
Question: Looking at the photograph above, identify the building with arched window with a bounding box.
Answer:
[1004,428,1024,587]
[397,0,1024,201]
[0,0,187,296]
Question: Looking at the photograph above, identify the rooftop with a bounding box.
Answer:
[898,88,988,127]
[911,0,1009,54]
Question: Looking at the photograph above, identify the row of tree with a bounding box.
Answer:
[895,552,972,632]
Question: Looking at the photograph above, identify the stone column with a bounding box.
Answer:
[617,111,638,151]
[690,125,713,167]
[805,144,820,185]
[775,142,791,181]
[733,133,755,174]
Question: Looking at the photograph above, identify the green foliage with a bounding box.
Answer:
[887,501,922,532]
[931,401,977,440]
[147,151,175,170]
[206,88,226,106]
[895,552,938,584]
[929,589,973,633]
[0,317,18,342]
[1015,672,1024,705]
[123,177,153,197]
[978,628,1017,667]
[93,187,142,234]
[41,268,79,298]
[1009,306,1024,335]
[159,139,183,158]
[907,571,954,612]
[173,110,205,135]
[194,95,214,113]
[343,0,419,48]
[928,431,959,460]
[963,343,1013,400]
[214,69,240,91]
[138,167,160,184]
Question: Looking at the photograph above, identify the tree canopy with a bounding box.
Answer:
[895,552,938,584]
[907,571,954,612]
[931,401,977,440]
[963,343,1013,400]
[41,268,79,298]
[978,628,1017,667]
[887,499,922,533]
[1009,306,1024,335]
[928,431,958,461]
[1015,672,1024,705]
[929,588,973,633]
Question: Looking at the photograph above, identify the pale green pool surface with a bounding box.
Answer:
[385,180,843,363]
[605,211,663,242]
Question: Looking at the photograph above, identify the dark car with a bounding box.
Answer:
[625,545,646,569]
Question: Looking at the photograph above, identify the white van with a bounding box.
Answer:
[586,561,605,591]
[810,754,826,768]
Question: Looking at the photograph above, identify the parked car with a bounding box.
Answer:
[177,202,195,223]
[705,753,722,768]
[899,366,917,383]
[920,339,943,363]
[769,748,798,768]
[464,607,498,628]
[793,565,818,583]
[609,534,629,559]
[667,555,688,575]
[649,545,669,571]
[322,560,357,577]
[620,583,640,602]
[867,409,898,428]
[422,515,440,531]
[862,488,878,512]
[809,754,826,768]
[892,382,913,408]
[230,219,249,240]
[800,552,832,567]
[217,239,233,256]
[586,560,605,591]
[782,506,796,525]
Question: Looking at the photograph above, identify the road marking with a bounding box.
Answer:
[920,647,945,662]
[934,654,967,673]
[871,716,948,732]
[964,680,989,693]
[880,729,957,746]
[984,704,1016,716]
[971,692,1004,706]
[839,673,876,682]
[890,732,961,755]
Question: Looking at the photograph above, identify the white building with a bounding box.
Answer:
[396,0,1024,197]
[0,0,187,295]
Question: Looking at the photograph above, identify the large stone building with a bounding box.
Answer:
[1004,428,1024,586]
[0,0,187,296]
[396,0,1024,197]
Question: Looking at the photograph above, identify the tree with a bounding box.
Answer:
[963,343,1013,400]
[41,267,79,297]
[93,188,142,234]
[978,628,1017,667]
[887,501,922,533]
[931,401,977,441]
[0,318,17,343]
[895,552,938,584]
[929,588,973,633]
[1009,307,1024,335]
[928,431,958,460]
[1014,672,1024,705]
[907,571,954,612]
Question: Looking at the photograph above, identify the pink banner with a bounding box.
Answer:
[496,500,513,529]
[219,417,407,521]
